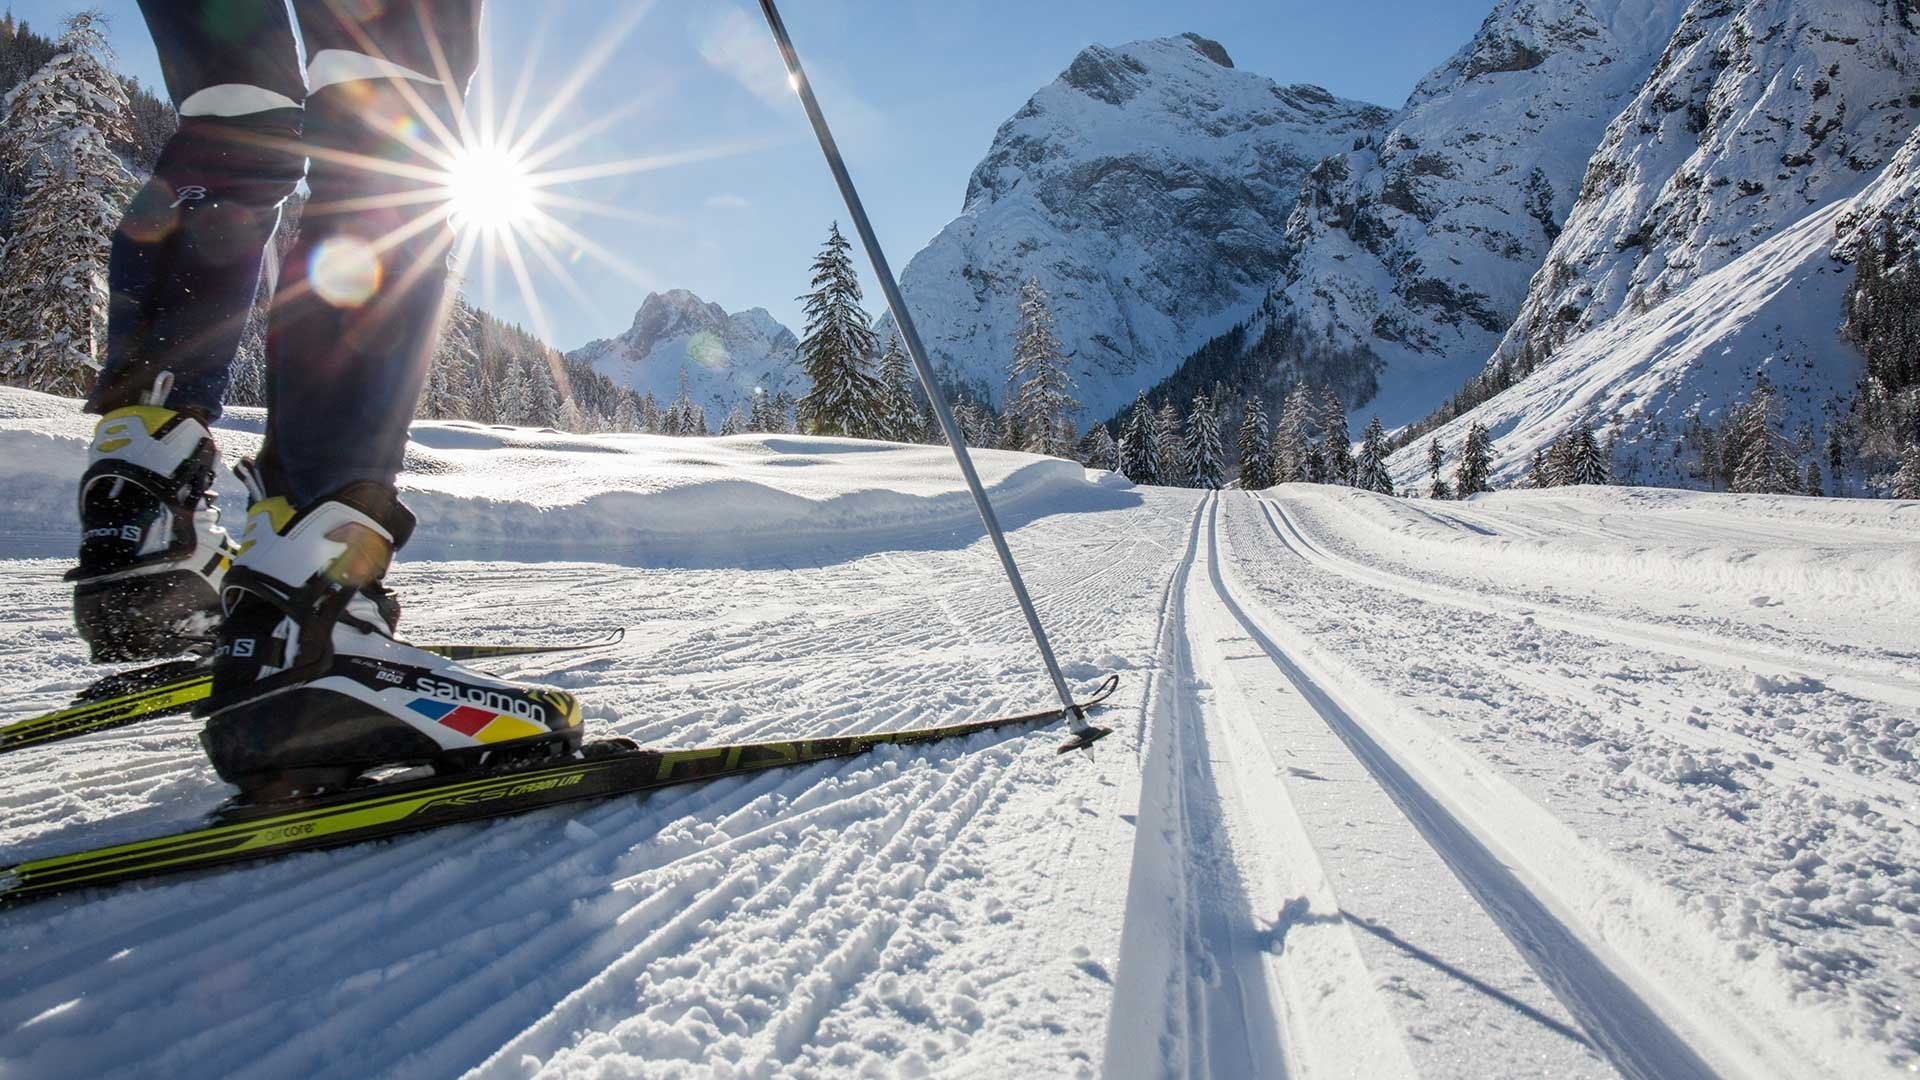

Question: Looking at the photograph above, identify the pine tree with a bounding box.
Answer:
[639,393,662,434]
[1319,386,1354,485]
[1238,395,1273,489]
[664,371,697,436]
[771,391,796,434]
[1527,448,1550,489]
[1728,384,1798,494]
[1355,415,1394,495]
[612,392,641,432]
[1426,437,1450,499]
[420,292,479,419]
[1156,400,1188,486]
[1082,423,1119,471]
[0,14,132,394]
[1303,441,1328,484]
[875,334,922,442]
[1803,457,1823,497]
[1184,392,1225,489]
[1569,425,1609,486]
[1546,431,1576,486]
[796,223,884,437]
[1272,389,1308,483]
[1006,276,1076,457]
[1119,392,1160,484]
[1893,443,1920,500]
[720,404,746,436]
[496,359,533,425]
[1454,422,1493,496]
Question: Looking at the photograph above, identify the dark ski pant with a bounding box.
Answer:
[88,1,482,507]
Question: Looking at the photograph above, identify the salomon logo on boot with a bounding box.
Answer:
[68,380,237,662]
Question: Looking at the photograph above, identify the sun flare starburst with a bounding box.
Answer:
[443,144,538,234]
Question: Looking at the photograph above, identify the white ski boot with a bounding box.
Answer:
[198,466,582,798]
[69,374,237,661]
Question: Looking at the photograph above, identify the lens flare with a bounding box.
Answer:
[310,236,382,308]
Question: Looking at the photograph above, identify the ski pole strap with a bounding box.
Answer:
[756,0,1089,730]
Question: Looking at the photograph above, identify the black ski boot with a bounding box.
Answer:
[198,468,583,799]
[68,375,237,662]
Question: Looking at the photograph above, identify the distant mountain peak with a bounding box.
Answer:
[569,289,799,416]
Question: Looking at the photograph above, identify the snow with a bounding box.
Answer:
[2,388,1916,1076]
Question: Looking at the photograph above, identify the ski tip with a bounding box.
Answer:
[1055,724,1113,756]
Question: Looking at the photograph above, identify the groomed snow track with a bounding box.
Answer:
[2,477,1911,1077]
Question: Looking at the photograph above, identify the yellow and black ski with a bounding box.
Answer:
[0,674,1117,907]
[0,630,624,755]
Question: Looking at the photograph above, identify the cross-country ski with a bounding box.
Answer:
[1,1,1917,1077]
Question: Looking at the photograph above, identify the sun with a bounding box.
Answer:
[444,144,537,233]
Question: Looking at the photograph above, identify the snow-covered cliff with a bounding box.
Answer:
[886,34,1389,421]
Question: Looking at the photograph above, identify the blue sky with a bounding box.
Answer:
[11,1,1491,350]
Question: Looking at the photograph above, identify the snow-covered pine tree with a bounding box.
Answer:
[1156,400,1188,486]
[1005,275,1076,457]
[528,359,560,428]
[611,391,641,432]
[771,391,796,434]
[1355,415,1394,495]
[1527,448,1550,489]
[1119,392,1160,484]
[665,372,696,436]
[420,291,479,419]
[876,334,922,442]
[1318,386,1353,486]
[1893,443,1920,500]
[1546,431,1576,485]
[1803,457,1823,497]
[1454,422,1493,496]
[0,13,131,394]
[638,393,662,434]
[720,404,745,436]
[1238,395,1272,489]
[796,222,884,438]
[1303,441,1328,484]
[1426,437,1450,499]
[1569,425,1609,486]
[1272,389,1307,483]
[1081,422,1119,471]
[496,359,533,425]
[1184,392,1225,489]
[557,397,587,433]
[746,390,774,432]
[1728,384,1799,494]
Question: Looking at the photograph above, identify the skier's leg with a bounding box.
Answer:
[254,0,484,506]
[202,3,582,796]
[88,1,307,420]
[71,2,306,662]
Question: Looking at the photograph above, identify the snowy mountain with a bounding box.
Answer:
[1270,0,1691,424]
[1389,0,1920,487]
[567,289,800,418]
[884,34,1390,421]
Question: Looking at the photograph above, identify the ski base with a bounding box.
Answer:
[0,629,624,755]
[0,674,1119,907]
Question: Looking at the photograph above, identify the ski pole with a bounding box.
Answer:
[756,0,1108,752]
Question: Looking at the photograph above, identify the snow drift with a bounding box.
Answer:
[0,386,1135,568]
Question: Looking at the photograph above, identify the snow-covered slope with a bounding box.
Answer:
[1273,0,1690,424]
[1497,0,1920,363]
[1390,0,1920,485]
[567,289,800,419]
[886,34,1389,420]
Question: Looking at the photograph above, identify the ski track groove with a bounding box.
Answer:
[1219,492,1873,1079]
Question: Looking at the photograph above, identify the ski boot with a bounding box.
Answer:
[198,467,583,799]
[68,375,237,662]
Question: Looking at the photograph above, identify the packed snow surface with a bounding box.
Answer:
[2,393,1915,1077]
